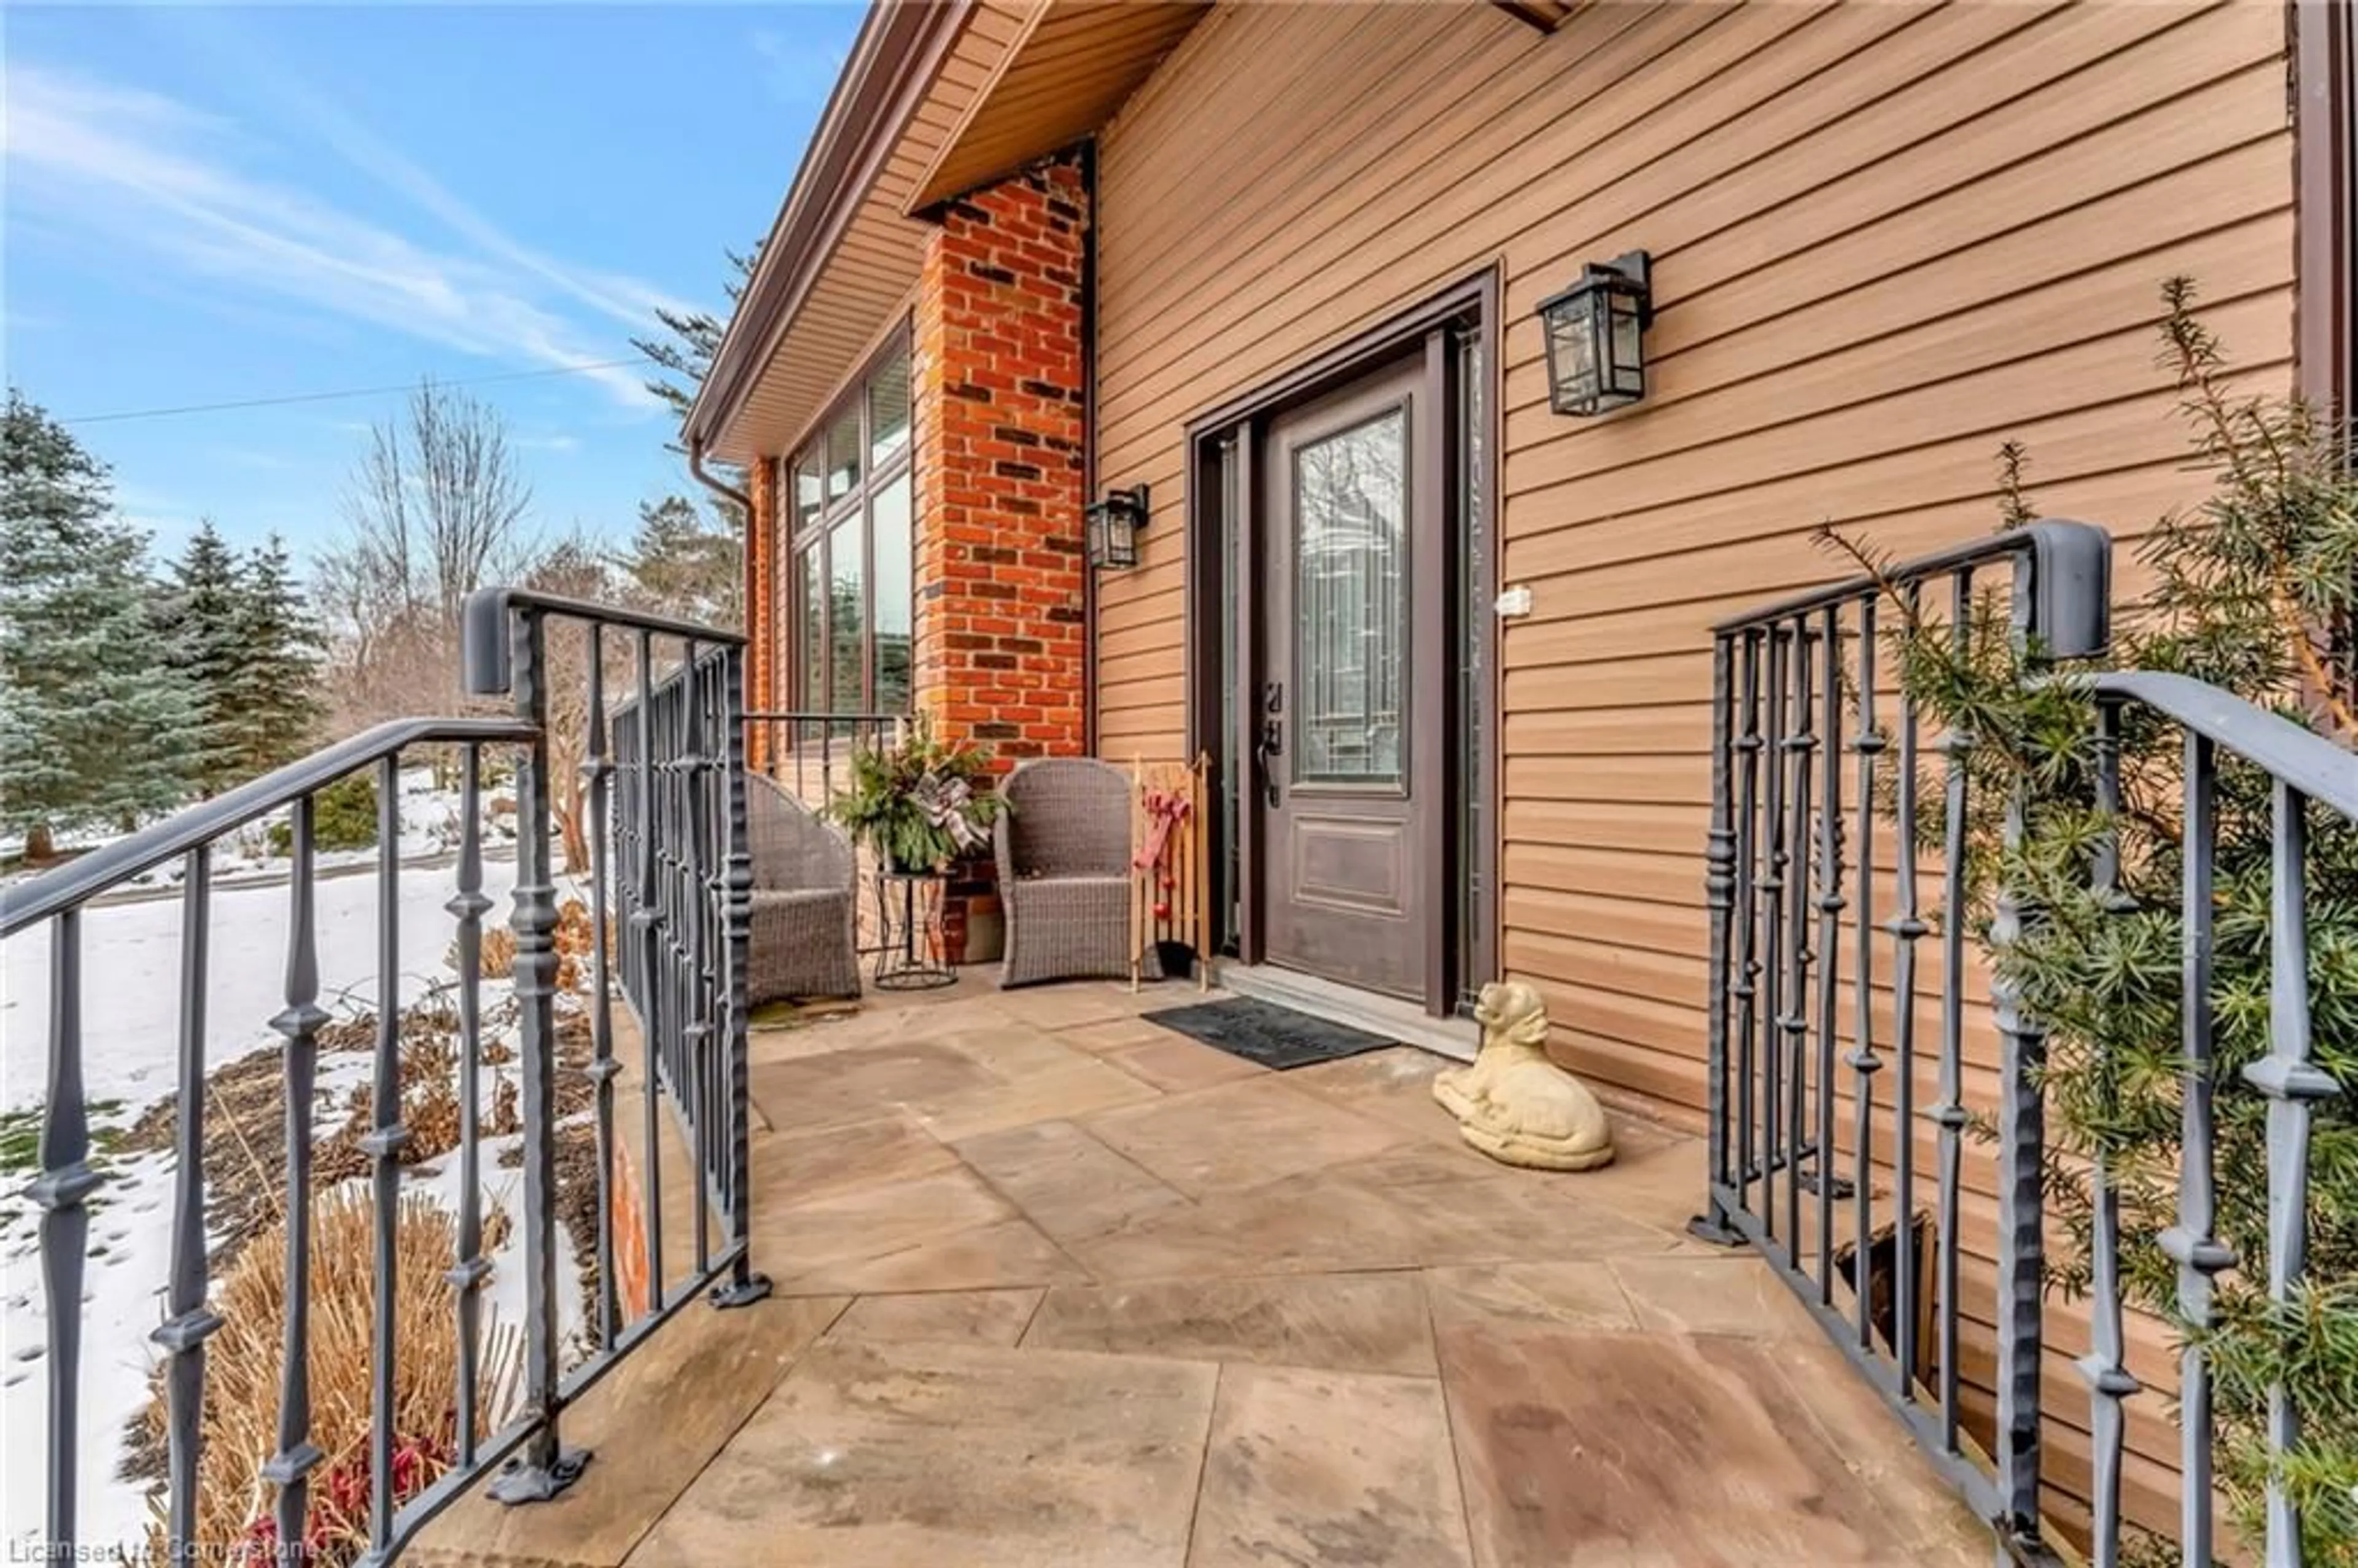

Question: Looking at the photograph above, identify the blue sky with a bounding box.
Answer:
[2,2,865,563]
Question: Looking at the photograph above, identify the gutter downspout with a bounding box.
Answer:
[688,437,763,767]
[688,435,755,635]
[1080,139,1102,758]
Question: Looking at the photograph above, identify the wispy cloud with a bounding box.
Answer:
[514,433,582,454]
[752,28,849,108]
[1,62,666,413]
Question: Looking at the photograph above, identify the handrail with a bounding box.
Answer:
[0,716,537,937]
[461,586,745,698]
[2088,670,2358,815]
[1713,517,2112,660]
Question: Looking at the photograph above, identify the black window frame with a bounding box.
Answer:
[779,324,914,716]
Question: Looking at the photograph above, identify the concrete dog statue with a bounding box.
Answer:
[1433,980,1614,1171]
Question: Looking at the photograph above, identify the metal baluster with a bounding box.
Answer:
[1993,564,2050,1545]
[365,756,411,1552]
[1813,604,1844,1300]
[488,604,591,1504]
[446,747,492,1467]
[2245,779,2335,1568]
[1759,627,1789,1246]
[1699,633,1738,1225]
[583,629,622,1348]
[1733,631,1763,1218]
[1848,597,1883,1350]
[33,907,96,1554]
[1784,618,1816,1255]
[2162,731,2230,1566]
[263,798,327,1564]
[155,848,224,1560]
[2078,696,2139,1568]
[1889,584,1925,1398]
[715,646,774,1305]
[636,632,666,1313]
[1932,570,1972,1453]
[683,641,714,1271]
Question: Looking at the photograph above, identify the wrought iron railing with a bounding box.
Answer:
[1694,520,2354,1564]
[2,588,764,1566]
[745,709,903,809]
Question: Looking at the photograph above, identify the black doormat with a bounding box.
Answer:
[1142,996,1394,1070]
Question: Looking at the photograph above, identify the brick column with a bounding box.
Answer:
[912,153,1090,962]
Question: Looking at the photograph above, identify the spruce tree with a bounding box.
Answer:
[1838,282,2358,1562]
[621,494,740,629]
[228,533,325,778]
[155,520,249,797]
[0,389,198,855]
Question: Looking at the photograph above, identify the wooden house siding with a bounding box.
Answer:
[1088,0,2295,1538]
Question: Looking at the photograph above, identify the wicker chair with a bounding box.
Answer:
[745,774,861,1002]
[995,757,1134,988]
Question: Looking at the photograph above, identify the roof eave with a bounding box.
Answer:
[684,0,972,460]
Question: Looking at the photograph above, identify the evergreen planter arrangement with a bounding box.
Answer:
[823,718,1005,874]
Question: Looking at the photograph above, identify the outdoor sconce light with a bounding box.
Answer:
[1086,483,1150,570]
[1536,250,1652,416]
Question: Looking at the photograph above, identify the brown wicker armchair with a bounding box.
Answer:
[747,774,861,1001]
[994,757,1133,988]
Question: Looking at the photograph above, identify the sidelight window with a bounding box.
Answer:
[777,329,914,715]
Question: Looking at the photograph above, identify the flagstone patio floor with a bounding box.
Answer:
[412,974,1988,1567]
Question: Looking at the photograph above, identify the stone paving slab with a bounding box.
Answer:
[412,976,1993,1568]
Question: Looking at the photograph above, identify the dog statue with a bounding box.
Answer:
[1433,980,1614,1171]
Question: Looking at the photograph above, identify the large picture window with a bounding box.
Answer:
[779,330,913,715]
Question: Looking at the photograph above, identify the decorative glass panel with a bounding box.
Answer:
[868,343,911,469]
[828,514,865,710]
[1293,408,1406,783]
[796,541,827,710]
[871,473,912,713]
[793,452,823,535]
[825,404,860,502]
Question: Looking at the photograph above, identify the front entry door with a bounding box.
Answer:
[1255,354,1434,999]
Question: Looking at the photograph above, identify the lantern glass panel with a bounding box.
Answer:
[1543,297,1600,415]
[1606,287,1645,405]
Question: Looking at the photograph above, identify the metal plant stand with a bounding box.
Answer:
[873,868,955,990]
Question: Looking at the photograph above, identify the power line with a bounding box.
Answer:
[61,355,662,425]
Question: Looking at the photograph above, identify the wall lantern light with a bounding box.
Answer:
[1536,250,1652,416]
[1086,483,1151,570]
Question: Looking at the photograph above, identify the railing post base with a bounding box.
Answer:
[709,1267,774,1310]
[1684,1205,1745,1248]
[487,1446,593,1506]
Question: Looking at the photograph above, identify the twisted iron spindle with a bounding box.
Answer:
[2077,696,2140,1568]
[1759,626,1790,1246]
[683,640,714,1272]
[445,747,493,1467]
[1783,619,1816,1256]
[634,631,667,1313]
[1732,631,1763,1214]
[156,847,224,1561]
[263,797,329,1564]
[33,907,97,1553]
[487,604,591,1505]
[2160,731,2231,1566]
[713,644,773,1306]
[1846,597,1883,1351]
[1702,634,1738,1207]
[1813,604,1845,1300]
[584,628,623,1346]
[364,755,413,1553]
[2245,780,2336,1567]
[1932,570,1972,1454]
[1888,583,1926,1397]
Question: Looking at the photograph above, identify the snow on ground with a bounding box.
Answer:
[0,831,597,1556]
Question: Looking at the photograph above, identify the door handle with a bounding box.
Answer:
[1253,681,1283,808]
